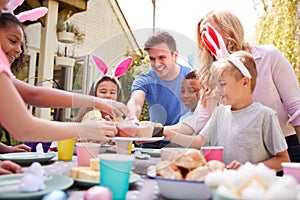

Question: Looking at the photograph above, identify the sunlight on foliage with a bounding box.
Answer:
[255,0,300,84]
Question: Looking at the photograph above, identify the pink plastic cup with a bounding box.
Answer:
[201,146,223,162]
[76,142,100,166]
[281,162,300,183]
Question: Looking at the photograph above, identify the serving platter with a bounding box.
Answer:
[112,136,164,142]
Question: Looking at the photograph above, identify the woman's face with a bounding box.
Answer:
[96,80,118,101]
[0,23,23,64]
[181,78,200,111]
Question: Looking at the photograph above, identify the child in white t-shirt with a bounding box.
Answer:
[164,51,290,171]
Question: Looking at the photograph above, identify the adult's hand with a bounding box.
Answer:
[0,160,22,175]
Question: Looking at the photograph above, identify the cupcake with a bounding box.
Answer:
[137,121,154,137]
[116,121,138,137]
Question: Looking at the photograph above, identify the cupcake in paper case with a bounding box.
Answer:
[137,121,154,137]
[116,120,138,137]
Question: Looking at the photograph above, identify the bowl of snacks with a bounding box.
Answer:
[154,148,225,200]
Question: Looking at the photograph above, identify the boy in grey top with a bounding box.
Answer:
[164,51,290,171]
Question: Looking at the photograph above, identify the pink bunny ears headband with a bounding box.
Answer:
[92,54,132,78]
[201,22,251,79]
[3,0,48,23]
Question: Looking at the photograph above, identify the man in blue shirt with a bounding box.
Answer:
[127,31,191,148]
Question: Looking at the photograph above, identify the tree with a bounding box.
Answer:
[255,0,300,84]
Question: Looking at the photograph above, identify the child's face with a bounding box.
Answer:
[96,80,118,101]
[0,23,23,64]
[217,71,247,108]
[181,78,200,111]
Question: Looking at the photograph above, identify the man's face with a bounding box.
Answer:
[147,42,178,80]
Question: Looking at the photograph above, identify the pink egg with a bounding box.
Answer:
[84,186,112,200]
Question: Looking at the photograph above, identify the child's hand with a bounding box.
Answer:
[78,119,117,142]
[0,160,22,175]
[95,99,131,118]
[226,160,243,170]
[9,144,32,153]
[163,129,176,140]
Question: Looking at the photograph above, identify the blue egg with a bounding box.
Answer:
[42,190,67,200]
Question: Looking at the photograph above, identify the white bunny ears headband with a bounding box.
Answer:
[201,22,251,79]
[3,0,48,22]
[92,54,132,91]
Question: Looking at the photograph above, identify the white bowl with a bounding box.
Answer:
[156,176,212,200]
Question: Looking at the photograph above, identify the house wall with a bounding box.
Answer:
[24,0,138,85]
[22,0,139,120]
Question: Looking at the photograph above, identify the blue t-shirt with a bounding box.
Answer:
[131,65,191,126]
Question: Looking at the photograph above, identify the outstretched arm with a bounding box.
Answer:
[1,74,117,142]
[163,128,206,148]
[13,78,130,118]
[164,122,195,136]
[127,90,146,119]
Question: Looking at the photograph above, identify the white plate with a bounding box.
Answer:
[156,176,212,200]
[0,152,56,165]
[73,172,141,187]
[0,174,73,200]
[112,136,164,141]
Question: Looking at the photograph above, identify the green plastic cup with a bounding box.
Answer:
[99,154,135,200]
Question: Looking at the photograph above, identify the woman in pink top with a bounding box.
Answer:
[191,10,300,162]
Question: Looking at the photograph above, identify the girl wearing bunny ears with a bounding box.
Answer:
[76,55,132,122]
[0,1,126,158]
[7,0,130,119]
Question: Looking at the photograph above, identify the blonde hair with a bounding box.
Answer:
[196,11,252,104]
[209,51,257,97]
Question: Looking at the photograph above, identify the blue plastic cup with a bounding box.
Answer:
[99,154,135,200]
